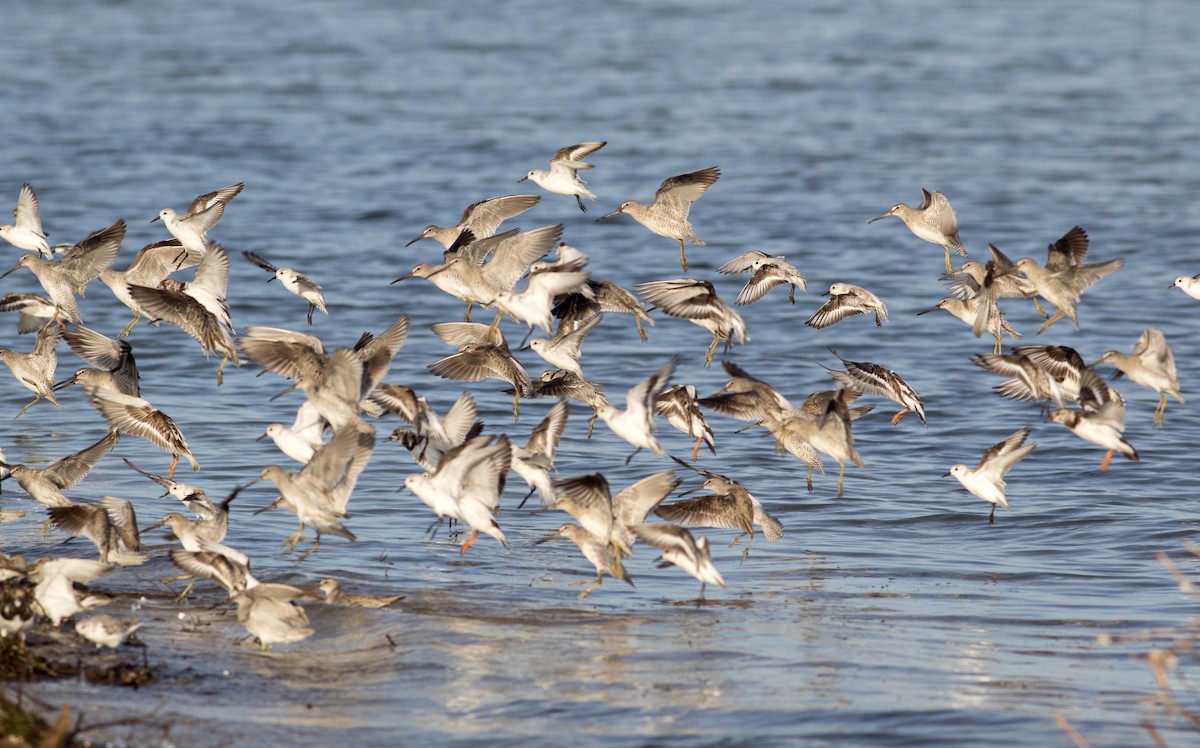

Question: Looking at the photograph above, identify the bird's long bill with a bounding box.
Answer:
[867,213,891,223]
[51,376,77,391]
[252,495,280,516]
[596,207,623,222]
[390,272,414,285]
[403,235,423,247]
[1166,283,1177,290]
[269,382,297,401]
[0,262,23,281]
[150,214,162,223]
[532,529,563,545]
[517,176,529,183]
[143,520,166,532]
[266,276,276,283]
[916,305,941,316]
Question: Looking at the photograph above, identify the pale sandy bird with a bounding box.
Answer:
[130,244,240,384]
[870,188,966,273]
[259,400,326,464]
[716,250,807,305]
[152,182,244,255]
[0,430,120,509]
[655,384,716,461]
[169,539,258,598]
[1093,328,1183,429]
[549,470,681,588]
[427,321,531,420]
[946,427,1037,524]
[520,141,607,211]
[0,184,51,258]
[1011,226,1123,334]
[48,496,144,565]
[511,399,569,506]
[526,313,603,379]
[636,278,746,367]
[632,523,725,603]
[255,422,376,558]
[29,556,113,625]
[533,522,632,600]
[55,324,141,397]
[917,295,1020,354]
[75,614,141,648]
[0,219,125,324]
[597,358,676,463]
[697,360,794,423]
[122,457,217,519]
[806,283,888,329]
[827,349,926,426]
[403,434,512,554]
[100,237,205,338]
[233,583,315,650]
[317,578,405,608]
[1048,367,1137,472]
[755,388,865,497]
[0,293,56,333]
[84,386,198,479]
[943,247,1045,319]
[406,194,541,249]
[1168,274,1200,300]
[599,166,720,272]
[0,322,62,418]
[659,457,783,561]
[242,250,327,325]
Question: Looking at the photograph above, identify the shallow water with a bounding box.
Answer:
[2,0,1200,745]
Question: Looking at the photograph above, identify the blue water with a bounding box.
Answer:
[2,0,1199,745]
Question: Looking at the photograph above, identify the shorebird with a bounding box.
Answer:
[255,422,376,558]
[599,166,720,272]
[84,386,198,479]
[0,322,62,418]
[169,539,257,598]
[1011,226,1123,334]
[806,283,888,328]
[29,557,113,625]
[427,321,532,420]
[152,182,244,255]
[0,219,125,324]
[870,188,966,273]
[55,325,141,397]
[636,278,746,367]
[1093,328,1183,429]
[130,244,240,384]
[403,434,512,554]
[522,368,609,436]
[259,400,326,464]
[826,349,926,425]
[233,583,316,650]
[1048,367,1137,472]
[0,430,120,508]
[317,578,405,608]
[488,262,590,336]
[0,184,51,258]
[242,250,327,325]
[659,457,783,561]
[946,427,1037,523]
[48,496,144,565]
[511,399,569,506]
[0,292,55,333]
[388,390,483,472]
[552,276,653,342]
[973,344,1089,407]
[655,384,716,461]
[631,523,725,603]
[75,614,141,649]
[917,295,1020,354]
[1168,274,1200,301]
[597,358,676,462]
[520,141,607,211]
[755,388,865,497]
[716,250,808,305]
[99,237,204,338]
[122,457,217,519]
[944,248,1045,319]
[526,313,603,379]
[549,470,681,585]
[406,194,540,249]
[534,522,632,600]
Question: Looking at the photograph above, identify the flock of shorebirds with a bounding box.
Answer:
[0,139,1189,650]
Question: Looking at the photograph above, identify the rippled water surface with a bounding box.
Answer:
[3,1,1200,745]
